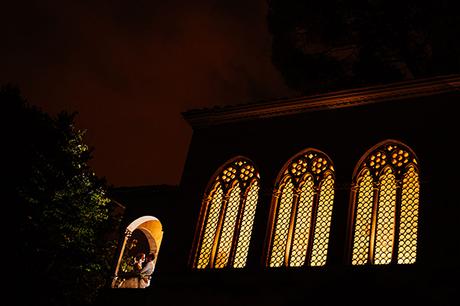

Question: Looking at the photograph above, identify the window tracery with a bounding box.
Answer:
[350,141,420,265]
[194,158,260,269]
[268,149,335,267]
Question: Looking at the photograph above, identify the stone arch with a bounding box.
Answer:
[113,216,164,283]
[126,216,163,256]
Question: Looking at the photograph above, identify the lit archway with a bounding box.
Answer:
[113,216,163,283]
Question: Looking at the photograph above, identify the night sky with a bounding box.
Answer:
[1,0,295,187]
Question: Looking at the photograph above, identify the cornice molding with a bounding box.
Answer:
[182,74,460,128]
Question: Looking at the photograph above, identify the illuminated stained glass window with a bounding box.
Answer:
[350,141,420,265]
[268,149,335,267]
[194,158,260,269]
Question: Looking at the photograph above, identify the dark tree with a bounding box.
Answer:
[267,0,460,94]
[3,86,119,306]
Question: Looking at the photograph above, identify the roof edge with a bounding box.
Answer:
[182,74,460,128]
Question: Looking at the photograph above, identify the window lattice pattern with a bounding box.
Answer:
[233,181,260,268]
[310,174,335,266]
[352,170,374,265]
[215,184,241,268]
[351,141,420,265]
[398,166,419,264]
[270,179,294,267]
[195,158,260,269]
[374,169,397,265]
[290,176,314,267]
[197,184,223,269]
[269,150,335,268]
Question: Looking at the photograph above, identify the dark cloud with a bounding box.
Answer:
[1,0,295,186]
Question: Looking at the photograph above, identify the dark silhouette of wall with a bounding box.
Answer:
[97,75,459,306]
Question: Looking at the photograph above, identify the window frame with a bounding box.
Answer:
[347,140,420,265]
[265,148,336,268]
[191,156,261,269]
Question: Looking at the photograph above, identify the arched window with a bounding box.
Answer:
[193,157,260,269]
[267,149,335,267]
[350,140,420,265]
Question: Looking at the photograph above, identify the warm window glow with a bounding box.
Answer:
[268,150,335,267]
[215,184,241,268]
[374,168,397,264]
[398,166,419,264]
[270,179,294,267]
[311,174,335,266]
[351,170,373,265]
[197,184,223,269]
[350,141,420,265]
[233,181,260,268]
[290,176,314,267]
[194,158,260,269]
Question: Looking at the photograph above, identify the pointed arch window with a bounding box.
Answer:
[267,149,335,267]
[193,157,260,269]
[350,140,420,265]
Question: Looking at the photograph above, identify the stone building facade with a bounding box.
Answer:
[99,74,459,306]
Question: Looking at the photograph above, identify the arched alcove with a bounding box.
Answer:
[113,216,164,285]
[126,216,163,256]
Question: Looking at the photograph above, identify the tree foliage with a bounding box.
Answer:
[3,86,120,306]
[267,0,460,94]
